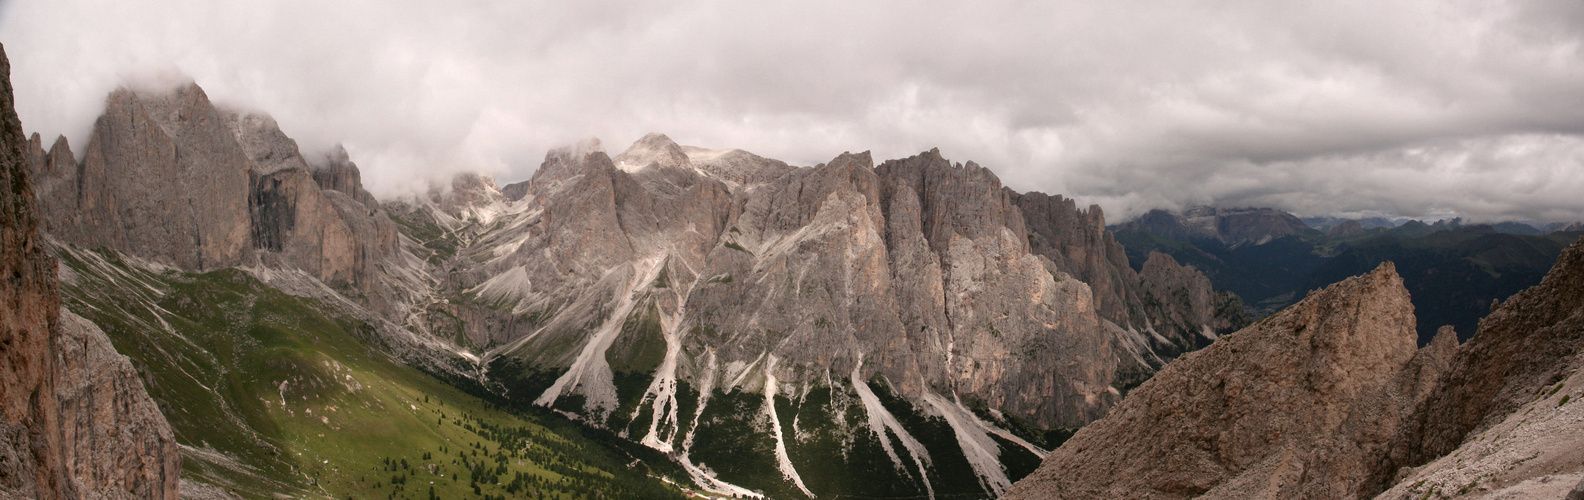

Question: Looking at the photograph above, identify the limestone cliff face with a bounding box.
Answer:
[0,43,179,500]
[1018,192,1249,358]
[457,139,1120,428]
[309,145,379,209]
[1138,252,1249,342]
[67,84,254,271]
[30,84,411,321]
[1006,263,1429,499]
[875,150,1119,425]
[227,112,400,295]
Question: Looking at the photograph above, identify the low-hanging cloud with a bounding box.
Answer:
[2,0,1582,222]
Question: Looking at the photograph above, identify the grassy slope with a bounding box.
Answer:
[55,247,684,500]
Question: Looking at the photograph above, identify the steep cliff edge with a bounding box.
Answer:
[0,40,71,500]
[0,43,179,500]
[1016,196,1249,360]
[1006,262,1435,499]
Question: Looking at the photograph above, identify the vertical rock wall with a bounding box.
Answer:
[0,40,72,500]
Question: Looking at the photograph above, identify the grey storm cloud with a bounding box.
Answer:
[2,0,1582,223]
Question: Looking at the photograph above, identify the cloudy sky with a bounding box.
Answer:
[3,0,1583,223]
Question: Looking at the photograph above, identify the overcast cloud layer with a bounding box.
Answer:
[2,0,1582,223]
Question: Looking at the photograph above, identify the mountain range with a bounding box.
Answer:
[1115,207,1583,344]
[8,52,1249,497]
[3,38,1580,500]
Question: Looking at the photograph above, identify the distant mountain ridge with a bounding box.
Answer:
[1114,206,1582,344]
[1121,206,1310,246]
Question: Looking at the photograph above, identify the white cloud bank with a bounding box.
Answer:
[2,0,1582,222]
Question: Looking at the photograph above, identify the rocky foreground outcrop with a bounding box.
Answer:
[1,40,71,500]
[0,43,179,500]
[1006,262,1438,499]
[1374,236,1584,498]
[54,310,180,499]
[1008,236,1584,499]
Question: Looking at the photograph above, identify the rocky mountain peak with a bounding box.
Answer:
[526,138,609,190]
[1326,219,1366,238]
[307,143,378,209]
[613,132,690,172]
[53,78,254,271]
[223,110,310,175]
[682,145,795,187]
[113,82,214,133]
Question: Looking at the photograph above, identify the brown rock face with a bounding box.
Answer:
[0,43,179,500]
[0,41,71,500]
[1006,263,1425,499]
[54,309,181,499]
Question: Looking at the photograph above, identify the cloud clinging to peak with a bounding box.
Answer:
[2,0,1583,222]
